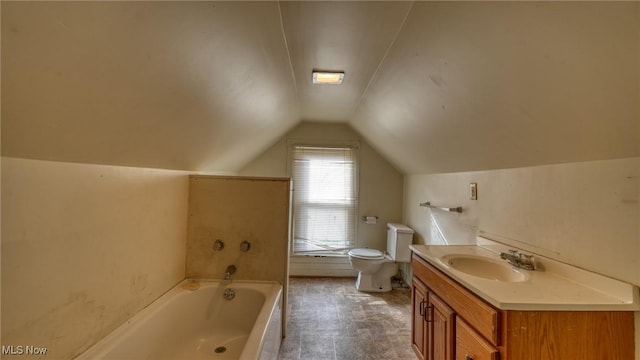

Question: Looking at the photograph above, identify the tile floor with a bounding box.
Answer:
[278,277,418,360]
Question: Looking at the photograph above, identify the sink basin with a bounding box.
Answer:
[441,254,529,282]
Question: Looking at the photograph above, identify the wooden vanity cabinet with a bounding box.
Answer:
[430,293,455,360]
[412,254,495,360]
[455,318,498,360]
[413,276,455,360]
[411,253,635,360]
[412,278,428,359]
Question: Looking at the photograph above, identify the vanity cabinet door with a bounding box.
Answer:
[429,293,455,360]
[412,278,428,360]
[455,318,498,360]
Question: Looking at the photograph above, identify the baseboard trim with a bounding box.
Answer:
[289,255,358,277]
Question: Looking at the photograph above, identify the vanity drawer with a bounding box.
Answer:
[412,254,500,345]
[456,318,499,360]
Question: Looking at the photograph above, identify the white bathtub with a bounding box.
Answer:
[76,280,283,360]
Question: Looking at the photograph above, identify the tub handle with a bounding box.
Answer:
[213,239,225,251]
[240,241,251,252]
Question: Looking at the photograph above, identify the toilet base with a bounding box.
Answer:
[354,263,398,292]
[355,273,391,292]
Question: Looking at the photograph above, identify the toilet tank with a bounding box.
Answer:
[386,223,414,262]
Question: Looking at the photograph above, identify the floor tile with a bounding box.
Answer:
[278,277,417,360]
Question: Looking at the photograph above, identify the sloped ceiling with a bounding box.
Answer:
[2,2,299,171]
[279,1,412,122]
[2,1,639,174]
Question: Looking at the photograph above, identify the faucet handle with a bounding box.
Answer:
[520,253,535,262]
[519,254,536,270]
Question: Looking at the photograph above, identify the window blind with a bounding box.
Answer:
[292,145,357,252]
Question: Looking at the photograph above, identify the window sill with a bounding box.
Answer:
[291,252,348,258]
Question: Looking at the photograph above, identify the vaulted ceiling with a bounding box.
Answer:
[2,2,639,174]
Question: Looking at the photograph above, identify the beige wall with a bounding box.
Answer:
[404,157,640,359]
[1,157,189,359]
[240,121,404,252]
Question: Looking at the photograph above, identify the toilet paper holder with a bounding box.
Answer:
[361,216,378,224]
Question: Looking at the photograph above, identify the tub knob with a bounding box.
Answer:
[213,239,224,251]
[240,241,251,252]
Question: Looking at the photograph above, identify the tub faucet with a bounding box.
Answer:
[224,265,236,280]
[499,249,536,270]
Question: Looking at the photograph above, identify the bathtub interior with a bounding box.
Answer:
[76,280,283,360]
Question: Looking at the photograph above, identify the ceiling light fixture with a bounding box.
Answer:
[312,71,344,85]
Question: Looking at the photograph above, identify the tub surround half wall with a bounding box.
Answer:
[1,157,190,359]
[185,175,290,283]
[403,157,640,359]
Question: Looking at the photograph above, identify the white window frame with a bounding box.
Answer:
[287,140,360,256]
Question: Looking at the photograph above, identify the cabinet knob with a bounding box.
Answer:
[465,355,473,360]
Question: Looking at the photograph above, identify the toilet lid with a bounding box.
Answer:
[348,248,384,259]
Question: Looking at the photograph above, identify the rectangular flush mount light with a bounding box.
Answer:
[312,71,344,85]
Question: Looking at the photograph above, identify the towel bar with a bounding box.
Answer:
[419,202,463,213]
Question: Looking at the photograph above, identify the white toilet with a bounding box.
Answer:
[348,223,414,292]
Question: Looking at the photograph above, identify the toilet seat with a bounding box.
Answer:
[348,248,385,260]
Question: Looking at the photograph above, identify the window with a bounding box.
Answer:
[290,145,358,254]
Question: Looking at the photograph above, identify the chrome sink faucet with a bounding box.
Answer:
[499,250,536,270]
[224,265,236,280]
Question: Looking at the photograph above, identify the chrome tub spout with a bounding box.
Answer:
[224,265,236,280]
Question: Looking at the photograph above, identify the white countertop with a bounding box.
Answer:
[410,240,640,311]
